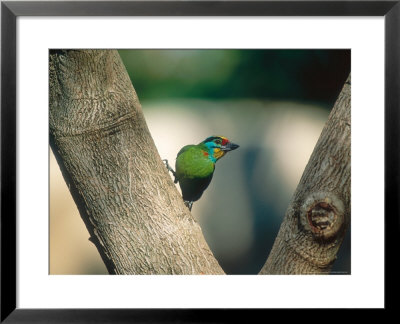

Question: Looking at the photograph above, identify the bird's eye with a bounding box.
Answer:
[214,139,221,145]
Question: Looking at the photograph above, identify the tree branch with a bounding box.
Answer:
[260,74,351,274]
[49,49,224,274]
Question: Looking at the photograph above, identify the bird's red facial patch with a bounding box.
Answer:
[221,138,229,146]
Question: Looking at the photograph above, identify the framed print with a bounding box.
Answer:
[1,0,397,321]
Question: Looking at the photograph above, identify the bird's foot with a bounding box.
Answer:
[184,200,193,211]
[163,159,177,182]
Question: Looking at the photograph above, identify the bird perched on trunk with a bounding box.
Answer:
[164,136,239,211]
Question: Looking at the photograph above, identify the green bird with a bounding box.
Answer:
[164,135,239,211]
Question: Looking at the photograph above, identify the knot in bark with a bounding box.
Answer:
[301,192,345,242]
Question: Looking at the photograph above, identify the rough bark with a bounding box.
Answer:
[260,75,351,274]
[49,50,224,274]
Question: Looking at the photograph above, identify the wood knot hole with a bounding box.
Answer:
[307,202,337,232]
[301,192,345,241]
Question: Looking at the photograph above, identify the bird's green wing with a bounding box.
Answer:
[176,144,195,157]
[175,145,214,180]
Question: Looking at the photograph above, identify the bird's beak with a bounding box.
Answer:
[222,142,239,151]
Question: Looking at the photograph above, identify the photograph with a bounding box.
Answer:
[49,49,351,275]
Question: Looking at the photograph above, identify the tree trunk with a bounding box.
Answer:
[49,49,350,275]
[260,75,351,274]
[49,50,224,274]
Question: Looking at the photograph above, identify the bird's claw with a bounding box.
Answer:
[163,159,177,181]
[184,201,193,211]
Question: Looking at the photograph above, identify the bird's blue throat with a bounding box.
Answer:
[204,142,218,163]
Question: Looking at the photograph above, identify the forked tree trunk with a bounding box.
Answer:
[49,49,350,275]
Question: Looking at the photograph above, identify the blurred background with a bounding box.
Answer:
[50,49,351,275]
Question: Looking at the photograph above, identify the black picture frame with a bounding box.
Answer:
[1,0,397,321]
